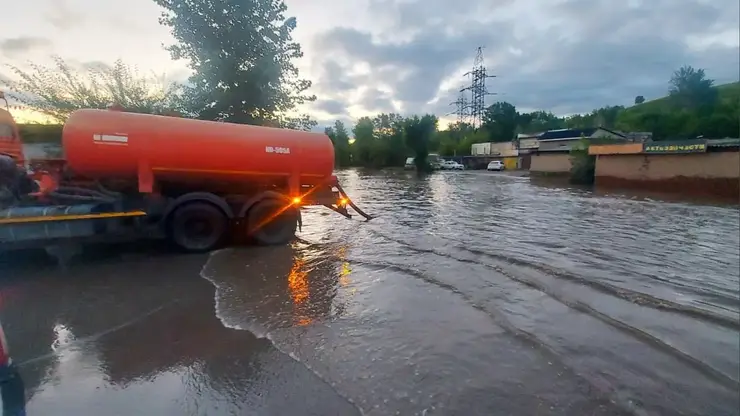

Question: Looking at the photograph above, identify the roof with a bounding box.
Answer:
[707,138,740,148]
[538,127,625,141]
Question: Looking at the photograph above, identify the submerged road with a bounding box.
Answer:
[1,169,739,415]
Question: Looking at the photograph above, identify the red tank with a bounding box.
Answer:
[61,109,335,191]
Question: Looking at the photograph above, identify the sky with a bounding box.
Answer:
[1,0,739,128]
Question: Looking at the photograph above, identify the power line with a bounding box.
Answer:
[449,47,497,128]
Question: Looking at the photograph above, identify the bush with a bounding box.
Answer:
[18,124,63,143]
[569,138,595,185]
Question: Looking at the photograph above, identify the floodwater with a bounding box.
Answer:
[2,169,739,415]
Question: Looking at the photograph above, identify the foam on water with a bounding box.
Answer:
[198,248,367,415]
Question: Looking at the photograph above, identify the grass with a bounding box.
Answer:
[623,82,740,115]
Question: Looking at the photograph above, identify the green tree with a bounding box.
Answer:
[154,0,316,128]
[669,65,717,109]
[569,137,595,185]
[634,95,645,104]
[2,56,180,122]
[482,101,518,142]
[331,120,351,167]
[404,114,438,173]
[352,117,375,167]
[372,113,406,167]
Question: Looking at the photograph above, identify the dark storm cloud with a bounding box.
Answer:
[0,37,52,57]
[315,98,349,115]
[316,24,501,106]
[314,60,355,92]
[308,0,739,120]
[360,88,395,113]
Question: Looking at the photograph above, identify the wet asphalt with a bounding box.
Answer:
[1,169,739,416]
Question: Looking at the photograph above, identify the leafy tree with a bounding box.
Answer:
[1,56,180,122]
[669,65,717,109]
[329,120,351,167]
[372,113,406,167]
[634,95,645,104]
[569,137,595,185]
[281,114,318,131]
[482,101,518,142]
[154,0,316,128]
[404,114,438,173]
[351,117,375,166]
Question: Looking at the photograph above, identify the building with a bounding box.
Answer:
[470,142,520,169]
[515,133,542,169]
[530,127,626,174]
[589,138,740,198]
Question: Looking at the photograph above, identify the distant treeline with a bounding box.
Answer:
[326,67,739,168]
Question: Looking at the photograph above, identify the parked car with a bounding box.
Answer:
[405,157,444,170]
[487,160,504,171]
[440,160,465,170]
[0,321,26,416]
[404,157,415,170]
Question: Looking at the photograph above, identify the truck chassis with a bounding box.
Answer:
[0,155,372,255]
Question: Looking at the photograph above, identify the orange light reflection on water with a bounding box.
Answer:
[287,257,312,326]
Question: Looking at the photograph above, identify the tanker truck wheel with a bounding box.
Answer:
[167,202,228,253]
[247,198,298,245]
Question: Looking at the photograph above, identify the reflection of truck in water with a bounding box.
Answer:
[0,98,371,254]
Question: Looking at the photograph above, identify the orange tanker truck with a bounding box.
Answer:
[0,100,371,254]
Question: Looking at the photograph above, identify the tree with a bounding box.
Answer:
[569,137,595,185]
[669,65,717,109]
[2,56,181,122]
[634,95,645,104]
[281,114,318,131]
[352,117,375,167]
[331,120,351,167]
[482,101,518,142]
[404,114,438,173]
[155,0,316,127]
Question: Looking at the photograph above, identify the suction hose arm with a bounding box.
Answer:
[334,182,373,221]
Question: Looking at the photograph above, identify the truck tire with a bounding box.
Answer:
[167,201,228,253]
[247,198,298,245]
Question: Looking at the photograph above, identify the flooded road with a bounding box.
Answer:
[2,169,739,415]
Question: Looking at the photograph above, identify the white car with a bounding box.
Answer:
[440,160,465,170]
[487,161,504,171]
[404,157,415,170]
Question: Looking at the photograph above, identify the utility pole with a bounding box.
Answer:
[447,89,469,124]
[463,47,496,128]
[448,47,498,128]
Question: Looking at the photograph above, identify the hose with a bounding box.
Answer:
[55,186,111,199]
[334,183,374,221]
[47,192,116,203]
[95,181,122,197]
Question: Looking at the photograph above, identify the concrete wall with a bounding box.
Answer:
[471,142,491,156]
[595,151,740,198]
[518,138,539,150]
[590,143,643,155]
[530,153,571,173]
[472,141,518,157]
[491,142,518,157]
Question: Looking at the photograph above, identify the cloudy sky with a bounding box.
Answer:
[2,0,739,128]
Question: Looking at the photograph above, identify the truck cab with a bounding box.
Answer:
[0,103,24,166]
